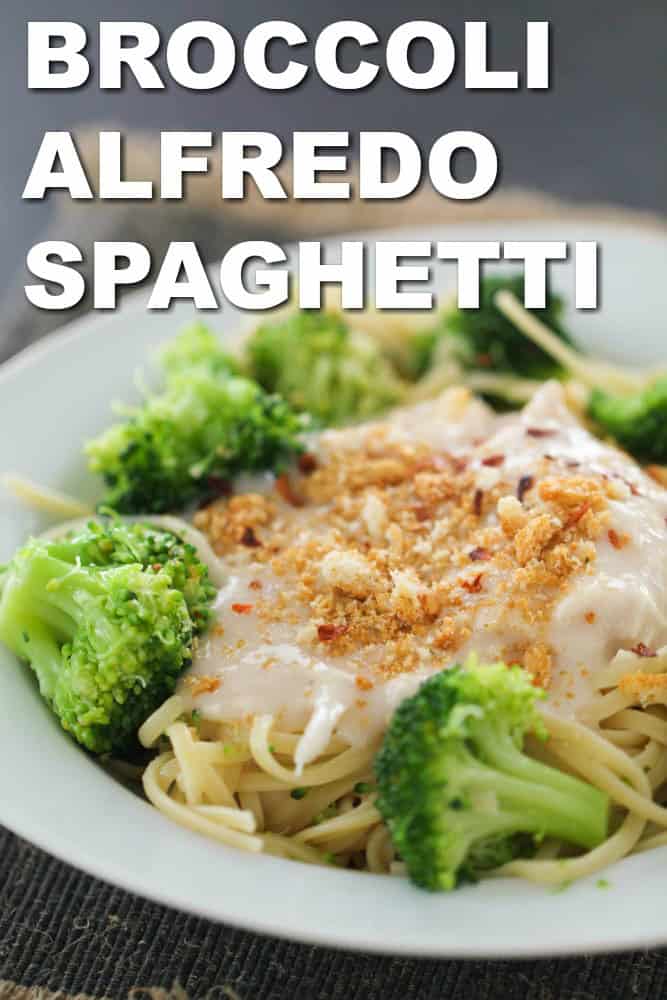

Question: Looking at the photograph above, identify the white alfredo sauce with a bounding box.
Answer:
[181,383,667,770]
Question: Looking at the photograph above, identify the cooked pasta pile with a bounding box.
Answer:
[140,697,391,871]
[138,646,667,883]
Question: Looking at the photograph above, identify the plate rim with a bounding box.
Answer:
[2,218,667,960]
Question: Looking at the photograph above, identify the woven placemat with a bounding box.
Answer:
[2,822,666,1000]
[1,130,666,998]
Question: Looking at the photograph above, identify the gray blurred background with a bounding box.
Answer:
[1,0,665,302]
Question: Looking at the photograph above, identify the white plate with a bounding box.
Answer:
[2,221,667,959]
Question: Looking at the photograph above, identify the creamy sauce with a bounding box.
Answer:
[182,384,667,769]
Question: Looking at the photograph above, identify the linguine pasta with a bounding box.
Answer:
[139,646,667,883]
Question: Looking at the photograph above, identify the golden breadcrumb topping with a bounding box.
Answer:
[193,425,615,691]
[646,465,667,489]
[618,670,667,705]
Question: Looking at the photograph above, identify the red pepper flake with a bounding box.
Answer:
[517,475,534,503]
[317,623,349,642]
[526,428,556,438]
[472,489,483,516]
[412,504,431,522]
[481,454,504,467]
[275,474,304,507]
[461,573,483,594]
[585,611,596,624]
[469,546,491,562]
[450,455,468,474]
[249,579,263,591]
[355,675,374,691]
[620,477,641,496]
[151,563,162,572]
[231,603,253,615]
[608,528,629,550]
[566,501,591,528]
[476,353,492,367]
[632,642,657,658]
[298,453,318,474]
[240,526,262,548]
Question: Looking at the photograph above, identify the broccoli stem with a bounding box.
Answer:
[6,624,62,701]
[472,726,608,849]
[13,555,96,628]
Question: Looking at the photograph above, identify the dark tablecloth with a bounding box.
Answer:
[3,823,667,1000]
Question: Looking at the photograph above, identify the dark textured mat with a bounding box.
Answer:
[1,824,667,1000]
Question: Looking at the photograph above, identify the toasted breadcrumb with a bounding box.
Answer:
[646,465,667,489]
[514,513,562,565]
[193,493,276,555]
[497,495,528,536]
[361,492,388,542]
[608,528,631,550]
[619,671,667,705]
[187,676,221,696]
[320,549,377,598]
[195,416,611,690]
[523,643,553,688]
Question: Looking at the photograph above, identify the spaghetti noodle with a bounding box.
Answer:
[139,645,667,882]
[141,701,384,870]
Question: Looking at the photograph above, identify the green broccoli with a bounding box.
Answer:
[244,310,406,426]
[587,378,667,463]
[86,326,306,513]
[159,322,239,378]
[375,658,609,891]
[43,518,216,633]
[402,328,444,382]
[0,521,216,753]
[490,286,667,460]
[408,276,575,384]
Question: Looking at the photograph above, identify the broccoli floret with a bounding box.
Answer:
[588,378,667,463]
[87,327,306,513]
[159,323,239,378]
[244,310,406,426]
[44,518,216,634]
[0,523,216,753]
[490,288,664,460]
[411,276,575,384]
[375,658,609,891]
[401,329,443,382]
